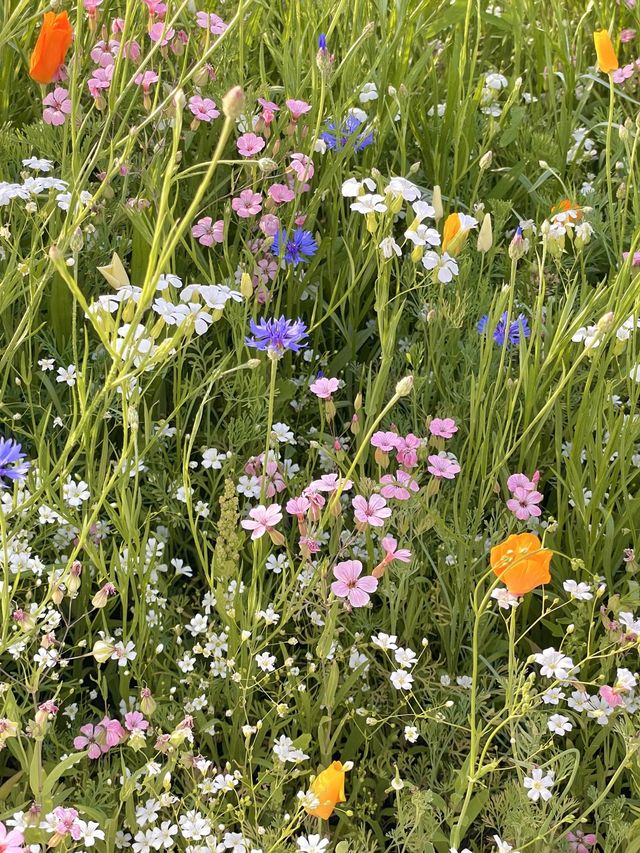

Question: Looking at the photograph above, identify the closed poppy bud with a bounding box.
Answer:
[306,760,348,819]
[490,532,552,595]
[29,12,74,84]
[476,213,492,253]
[594,30,619,74]
[442,212,477,256]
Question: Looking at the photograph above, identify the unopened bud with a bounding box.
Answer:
[395,375,414,397]
[479,151,493,170]
[222,86,245,120]
[432,185,443,221]
[476,213,493,253]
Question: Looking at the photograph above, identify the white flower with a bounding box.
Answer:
[341,177,376,197]
[493,837,519,853]
[22,156,53,172]
[404,725,419,743]
[615,667,637,691]
[390,669,414,690]
[405,223,441,247]
[394,647,417,668]
[412,200,436,221]
[541,687,565,705]
[372,632,397,650]
[630,365,640,383]
[271,422,295,444]
[586,696,613,725]
[523,767,554,802]
[563,580,593,601]
[111,640,136,666]
[379,237,402,258]
[63,478,90,507]
[359,82,378,103]
[533,648,575,680]
[255,652,276,672]
[422,251,459,283]
[156,273,182,291]
[386,177,421,201]
[567,690,592,712]
[296,835,329,852]
[491,587,519,609]
[201,447,229,469]
[77,820,105,846]
[56,364,77,386]
[485,72,508,90]
[272,735,309,764]
[351,194,388,214]
[619,611,640,634]
[547,713,572,736]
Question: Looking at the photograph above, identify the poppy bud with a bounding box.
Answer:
[29,12,73,84]
[306,761,349,819]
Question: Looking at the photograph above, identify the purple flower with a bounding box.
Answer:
[245,316,308,357]
[271,228,317,265]
[0,438,29,488]
[320,114,374,151]
[478,311,530,346]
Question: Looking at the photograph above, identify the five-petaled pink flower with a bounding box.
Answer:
[73,722,107,759]
[134,70,159,93]
[241,504,283,540]
[429,417,458,439]
[0,820,25,853]
[195,11,227,34]
[331,559,378,607]
[232,189,262,218]
[371,431,400,452]
[101,716,126,747]
[427,453,460,479]
[257,97,279,124]
[191,216,224,246]
[188,95,219,121]
[42,87,72,126]
[124,711,149,733]
[286,495,310,520]
[566,830,597,853]
[237,132,266,157]
[148,21,174,44]
[381,535,412,563]
[352,494,392,527]
[506,486,543,520]
[268,183,295,204]
[396,433,421,468]
[379,470,419,501]
[310,377,339,399]
[286,98,312,120]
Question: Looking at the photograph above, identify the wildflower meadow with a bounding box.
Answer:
[2,0,640,850]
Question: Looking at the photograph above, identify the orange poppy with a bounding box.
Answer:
[29,12,73,84]
[490,532,552,596]
[305,761,347,819]
[550,199,583,222]
[593,30,619,75]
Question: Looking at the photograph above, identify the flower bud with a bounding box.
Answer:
[92,640,115,663]
[479,150,493,170]
[432,185,443,221]
[395,375,414,397]
[476,213,493,253]
[222,86,245,120]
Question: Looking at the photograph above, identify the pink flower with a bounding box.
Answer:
[0,821,25,853]
[101,716,126,747]
[288,152,314,183]
[73,723,107,759]
[506,486,543,520]
[142,0,166,15]
[268,183,296,204]
[232,189,262,218]
[302,487,326,520]
[260,459,286,497]
[599,685,623,707]
[90,38,120,66]
[620,28,636,43]
[310,473,353,493]
[371,431,400,452]
[623,250,640,266]
[134,70,159,93]
[429,417,458,439]
[195,11,227,34]
[241,504,283,540]
[566,830,597,853]
[51,808,82,840]
[507,472,539,493]
[310,377,339,399]
[257,97,279,124]
[381,535,412,563]
[613,63,635,84]
[188,95,219,122]
[396,433,421,468]
[88,66,113,98]
[260,214,280,236]
[352,494,392,527]
[331,559,378,607]
[42,87,71,126]
[122,39,141,61]
[379,470,419,501]
[148,21,174,44]
[427,453,460,479]
[124,711,149,733]
[191,216,224,246]
[84,0,103,13]
[286,98,312,120]
[112,17,125,33]
[286,495,310,519]
[237,132,266,157]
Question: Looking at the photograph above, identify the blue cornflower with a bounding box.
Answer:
[0,437,29,488]
[477,312,530,346]
[318,33,327,50]
[245,316,308,357]
[320,114,374,151]
[271,228,318,265]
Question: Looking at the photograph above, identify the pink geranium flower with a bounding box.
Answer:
[395,433,421,468]
[191,216,224,246]
[286,98,312,120]
[288,152,314,182]
[241,504,283,540]
[268,183,296,204]
[124,711,149,733]
[331,559,378,607]
[237,132,266,157]
[134,70,159,93]
[42,87,71,126]
[260,214,280,236]
[88,66,113,98]
[188,95,219,121]
[0,821,25,853]
[429,417,458,439]
[51,807,82,840]
[148,21,174,44]
[623,250,640,266]
[90,38,120,66]
[73,723,107,759]
[310,376,339,399]
[427,453,461,479]
[506,486,543,520]
[310,473,353,494]
[381,535,412,563]
[232,189,262,218]
[371,431,400,452]
[599,685,623,707]
[195,11,227,34]
[566,830,597,853]
[620,28,636,43]
[379,470,419,501]
[506,471,539,493]
[101,716,126,747]
[257,98,279,124]
[352,494,392,527]
[286,495,310,520]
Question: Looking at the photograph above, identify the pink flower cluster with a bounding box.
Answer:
[505,471,543,521]
[73,716,126,759]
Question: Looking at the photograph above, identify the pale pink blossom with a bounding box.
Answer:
[195,11,227,34]
[599,685,623,707]
[42,87,71,126]
[379,470,419,500]
[257,97,279,124]
[0,821,25,853]
[427,454,460,479]
[429,417,458,439]
[124,711,149,733]
[188,95,219,121]
[288,152,314,182]
[134,70,159,93]
[148,21,174,44]
[310,377,339,399]
[268,183,295,204]
[286,98,311,120]
[381,535,412,563]
[352,494,392,527]
[241,504,283,540]
[260,214,280,236]
[232,189,262,218]
[286,495,310,519]
[506,486,543,520]
[371,431,400,452]
[73,723,107,759]
[237,132,265,157]
[310,473,353,493]
[191,216,224,246]
[331,559,378,607]
[101,716,126,747]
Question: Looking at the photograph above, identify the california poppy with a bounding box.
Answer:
[305,760,347,819]
[490,532,552,596]
[551,199,583,222]
[29,12,73,84]
[593,30,619,74]
[442,212,478,256]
